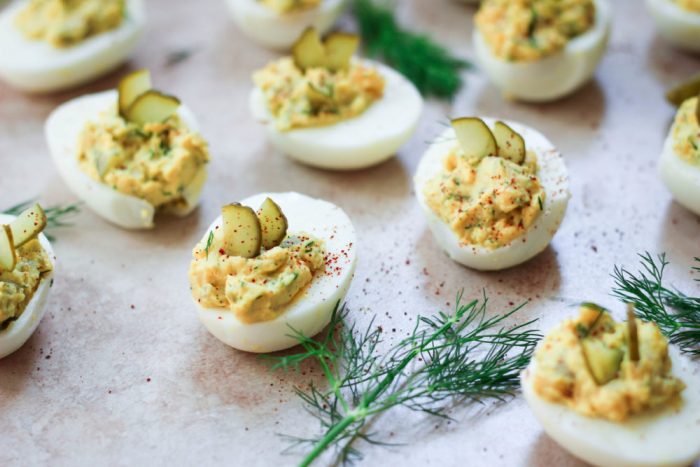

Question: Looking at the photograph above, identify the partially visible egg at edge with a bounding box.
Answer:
[647,0,700,53]
[658,124,700,216]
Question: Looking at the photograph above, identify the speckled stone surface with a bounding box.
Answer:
[1,0,699,465]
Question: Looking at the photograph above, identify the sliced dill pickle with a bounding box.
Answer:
[582,339,624,385]
[0,225,16,272]
[451,117,497,160]
[9,203,46,248]
[325,33,360,71]
[257,197,288,250]
[696,91,700,123]
[493,121,526,164]
[118,69,152,118]
[292,27,326,71]
[221,203,262,258]
[666,73,700,107]
[125,90,181,126]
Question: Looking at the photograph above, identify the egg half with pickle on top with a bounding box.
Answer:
[522,303,700,467]
[226,0,345,50]
[189,192,357,353]
[0,204,55,359]
[46,69,210,230]
[0,0,145,93]
[473,0,611,102]
[250,28,423,170]
[647,0,700,53]
[414,117,569,271]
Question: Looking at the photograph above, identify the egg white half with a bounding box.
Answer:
[225,0,345,51]
[647,0,700,53]
[194,192,357,353]
[0,0,146,93]
[250,60,423,170]
[658,127,700,216]
[473,0,611,102]
[0,214,55,359]
[46,90,207,230]
[413,119,570,271]
[522,346,700,467]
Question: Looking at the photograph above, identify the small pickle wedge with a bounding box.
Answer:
[222,203,262,258]
[118,69,152,118]
[666,73,700,107]
[325,33,359,71]
[9,203,46,248]
[452,117,497,160]
[257,197,288,250]
[293,28,326,71]
[493,120,526,164]
[125,90,181,126]
[582,338,624,385]
[0,225,16,272]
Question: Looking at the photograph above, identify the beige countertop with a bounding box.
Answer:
[1,0,699,465]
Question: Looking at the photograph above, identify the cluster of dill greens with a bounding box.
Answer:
[3,200,80,241]
[353,0,471,99]
[265,294,541,466]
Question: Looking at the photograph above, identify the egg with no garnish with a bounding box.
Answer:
[0,0,145,93]
[250,28,423,170]
[647,0,700,53]
[414,117,570,271]
[225,0,346,50]
[46,70,209,230]
[0,205,55,359]
[189,192,357,353]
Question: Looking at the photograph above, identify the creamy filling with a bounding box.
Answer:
[673,0,700,13]
[672,97,700,166]
[257,0,321,14]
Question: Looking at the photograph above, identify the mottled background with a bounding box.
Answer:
[1,0,699,465]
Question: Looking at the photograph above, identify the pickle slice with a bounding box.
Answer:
[9,203,46,248]
[221,203,262,258]
[257,197,288,250]
[493,121,526,164]
[696,91,700,123]
[292,27,326,71]
[118,69,152,118]
[666,73,700,107]
[451,117,497,160]
[0,225,16,272]
[125,90,181,126]
[582,339,624,385]
[325,32,359,72]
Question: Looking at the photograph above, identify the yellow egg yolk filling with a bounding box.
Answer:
[189,233,326,324]
[0,239,52,327]
[672,97,700,166]
[258,0,321,14]
[533,305,685,422]
[475,0,596,62]
[15,0,125,48]
[253,57,385,131]
[424,147,544,249]
[673,0,700,12]
[77,109,210,210]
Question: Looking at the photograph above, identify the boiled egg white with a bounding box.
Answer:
[658,118,700,216]
[0,0,145,93]
[647,0,700,53]
[0,213,55,359]
[522,346,700,467]
[46,89,207,229]
[413,118,570,271]
[250,59,423,170]
[193,192,357,353]
[225,0,345,50]
[473,0,611,102]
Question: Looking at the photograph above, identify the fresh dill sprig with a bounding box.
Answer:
[612,252,700,355]
[2,200,81,241]
[266,292,541,465]
[353,0,471,99]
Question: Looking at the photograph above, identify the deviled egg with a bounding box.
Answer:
[250,28,423,170]
[226,0,345,50]
[0,204,55,359]
[522,303,700,467]
[473,0,611,102]
[0,0,145,93]
[189,192,357,353]
[46,70,210,229]
[659,94,700,215]
[414,117,569,271]
[647,0,700,52]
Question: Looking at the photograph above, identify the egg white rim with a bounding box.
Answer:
[658,129,700,216]
[227,0,344,20]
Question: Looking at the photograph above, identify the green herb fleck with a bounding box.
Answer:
[204,231,215,258]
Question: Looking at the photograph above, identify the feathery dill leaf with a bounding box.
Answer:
[265,292,541,465]
[611,252,700,355]
[353,0,471,99]
[3,200,81,241]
